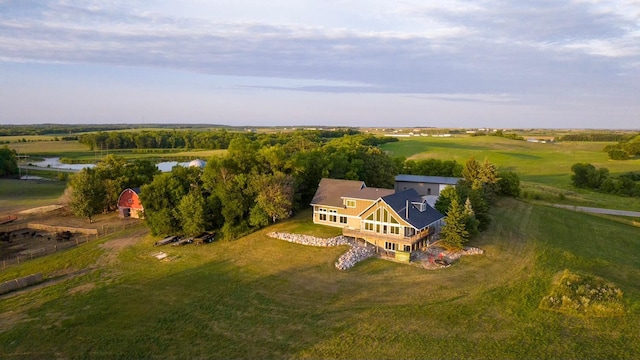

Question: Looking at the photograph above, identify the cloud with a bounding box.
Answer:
[0,0,638,106]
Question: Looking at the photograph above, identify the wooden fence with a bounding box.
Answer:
[0,221,141,270]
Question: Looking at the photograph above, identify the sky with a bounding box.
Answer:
[0,0,639,129]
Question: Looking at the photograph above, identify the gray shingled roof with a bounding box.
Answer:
[342,187,394,200]
[381,189,445,229]
[395,174,461,185]
[310,178,366,207]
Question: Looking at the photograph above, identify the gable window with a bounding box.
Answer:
[345,199,356,208]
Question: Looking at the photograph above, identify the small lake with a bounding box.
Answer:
[29,158,95,171]
[29,158,199,173]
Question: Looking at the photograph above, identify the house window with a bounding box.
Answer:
[384,242,397,251]
[390,226,400,235]
[346,199,356,208]
[403,245,411,252]
[329,215,337,222]
[365,222,374,231]
[319,213,327,221]
[339,216,347,224]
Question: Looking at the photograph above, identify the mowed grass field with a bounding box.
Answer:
[382,136,640,211]
[5,139,226,162]
[0,179,66,213]
[0,202,639,359]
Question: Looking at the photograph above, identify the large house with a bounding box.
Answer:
[311,178,445,258]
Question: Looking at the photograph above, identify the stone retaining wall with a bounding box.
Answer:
[267,232,375,270]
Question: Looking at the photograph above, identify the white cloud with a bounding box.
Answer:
[0,0,638,127]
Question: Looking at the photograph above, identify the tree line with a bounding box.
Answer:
[571,163,640,197]
[602,134,640,160]
[77,128,367,151]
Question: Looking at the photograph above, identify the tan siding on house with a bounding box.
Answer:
[340,197,376,217]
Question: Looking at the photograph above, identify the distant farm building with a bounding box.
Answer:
[117,188,144,219]
[188,159,206,168]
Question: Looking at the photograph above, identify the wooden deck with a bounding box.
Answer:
[343,227,432,247]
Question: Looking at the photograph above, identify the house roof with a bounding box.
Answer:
[381,189,445,229]
[342,187,394,201]
[395,174,461,185]
[310,178,366,207]
[130,187,141,194]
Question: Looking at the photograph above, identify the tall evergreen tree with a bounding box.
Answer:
[440,197,469,251]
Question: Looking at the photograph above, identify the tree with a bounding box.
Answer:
[0,146,18,176]
[462,157,482,190]
[252,172,295,224]
[497,171,521,197]
[571,163,608,189]
[435,185,458,215]
[140,172,191,236]
[607,148,630,160]
[463,197,480,238]
[68,168,106,223]
[439,197,469,251]
[177,189,206,236]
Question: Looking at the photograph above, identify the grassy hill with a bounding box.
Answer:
[1,201,638,359]
[382,136,640,211]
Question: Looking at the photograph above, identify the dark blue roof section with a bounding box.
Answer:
[382,189,445,229]
[395,174,461,185]
[131,187,141,194]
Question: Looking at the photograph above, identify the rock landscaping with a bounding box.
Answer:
[267,232,484,270]
[267,232,375,270]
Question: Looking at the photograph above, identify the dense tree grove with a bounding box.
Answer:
[138,133,401,238]
[0,146,18,176]
[559,133,627,142]
[571,163,640,197]
[603,133,640,160]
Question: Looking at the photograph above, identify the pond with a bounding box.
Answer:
[28,158,201,173]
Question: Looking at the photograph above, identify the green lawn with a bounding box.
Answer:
[0,178,66,213]
[0,201,638,359]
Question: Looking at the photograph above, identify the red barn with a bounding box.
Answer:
[117,188,144,219]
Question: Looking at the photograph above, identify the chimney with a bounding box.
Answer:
[405,200,409,219]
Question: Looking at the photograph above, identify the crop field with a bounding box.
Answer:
[0,202,638,359]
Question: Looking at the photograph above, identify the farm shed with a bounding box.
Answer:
[117,188,144,219]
